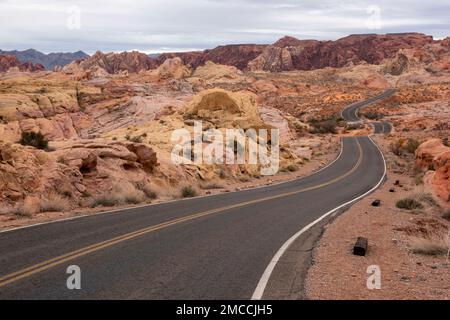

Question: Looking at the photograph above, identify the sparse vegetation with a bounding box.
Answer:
[396,198,423,210]
[308,117,338,134]
[287,164,299,172]
[19,131,48,150]
[218,169,226,179]
[345,123,364,131]
[75,84,85,111]
[91,186,146,207]
[409,236,450,256]
[11,197,40,217]
[239,176,250,182]
[405,138,420,154]
[390,138,420,156]
[362,111,385,120]
[130,135,143,143]
[125,134,145,143]
[181,185,197,198]
[200,181,224,189]
[390,140,403,156]
[141,184,158,199]
[40,193,70,212]
[442,208,450,221]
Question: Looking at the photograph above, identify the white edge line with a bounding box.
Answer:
[251,135,387,300]
[0,139,344,235]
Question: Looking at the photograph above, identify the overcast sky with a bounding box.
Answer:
[0,0,449,54]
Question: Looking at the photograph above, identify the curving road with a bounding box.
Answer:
[0,91,394,300]
[341,89,396,122]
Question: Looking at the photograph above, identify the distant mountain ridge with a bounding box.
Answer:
[0,49,89,69]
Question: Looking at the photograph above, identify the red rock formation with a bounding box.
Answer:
[249,33,435,72]
[0,54,45,72]
[416,139,450,202]
[156,44,266,70]
[64,51,157,74]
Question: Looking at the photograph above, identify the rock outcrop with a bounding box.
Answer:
[156,44,267,70]
[415,139,450,202]
[0,140,158,206]
[0,55,45,72]
[63,51,157,76]
[153,57,191,79]
[249,33,434,72]
[192,61,243,81]
[184,89,270,130]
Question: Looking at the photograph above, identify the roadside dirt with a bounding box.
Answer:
[305,136,450,300]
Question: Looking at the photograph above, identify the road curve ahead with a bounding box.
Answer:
[0,94,392,300]
[341,89,396,122]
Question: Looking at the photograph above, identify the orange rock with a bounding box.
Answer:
[416,139,450,202]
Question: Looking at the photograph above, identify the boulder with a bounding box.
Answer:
[416,139,450,202]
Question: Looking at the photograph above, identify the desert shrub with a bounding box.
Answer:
[40,193,70,212]
[345,123,364,131]
[287,164,299,172]
[409,236,450,256]
[414,192,438,207]
[396,198,423,210]
[363,111,385,120]
[239,176,250,182]
[309,119,338,134]
[91,186,146,207]
[141,184,157,199]
[200,181,224,189]
[442,208,450,221]
[75,85,84,111]
[390,140,403,156]
[405,138,420,154]
[181,185,197,198]
[12,196,41,217]
[19,131,48,150]
[130,135,143,143]
[218,169,226,179]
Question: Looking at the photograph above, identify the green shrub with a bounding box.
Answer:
[396,198,423,210]
[19,131,48,150]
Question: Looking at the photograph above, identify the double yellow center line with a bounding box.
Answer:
[0,139,363,289]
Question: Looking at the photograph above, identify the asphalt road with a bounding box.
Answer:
[341,89,396,122]
[0,91,393,300]
[372,121,392,135]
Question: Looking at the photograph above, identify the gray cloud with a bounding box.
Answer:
[0,0,448,54]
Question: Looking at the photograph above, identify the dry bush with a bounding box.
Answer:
[409,233,450,256]
[12,196,41,217]
[140,183,158,199]
[396,198,423,210]
[200,181,224,190]
[40,193,70,212]
[442,208,450,221]
[181,185,197,198]
[19,131,48,150]
[91,184,146,208]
